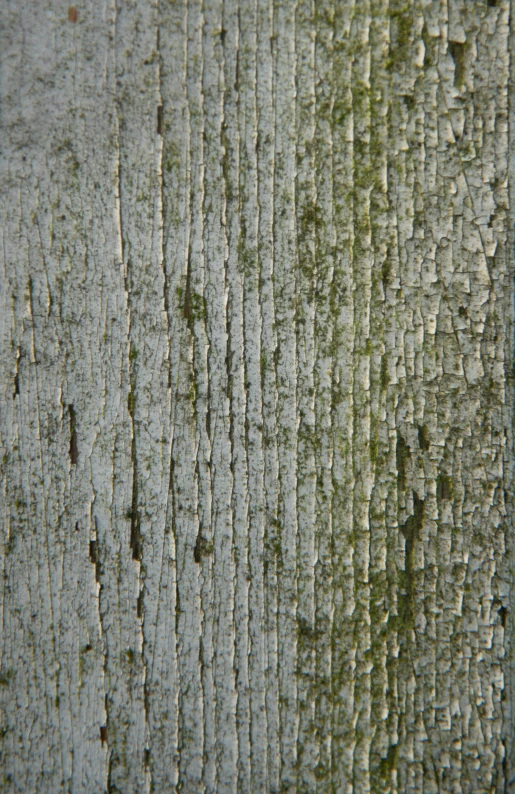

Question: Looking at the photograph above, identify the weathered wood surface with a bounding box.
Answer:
[0,0,512,792]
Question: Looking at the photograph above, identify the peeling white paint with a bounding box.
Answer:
[0,0,512,792]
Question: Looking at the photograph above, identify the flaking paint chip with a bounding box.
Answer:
[68,7,78,23]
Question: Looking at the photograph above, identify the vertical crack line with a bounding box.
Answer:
[351,1,374,783]
[110,5,131,783]
[293,0,317,787]
[257,0,279,785]
[13,347,21,398]
[383,0,397,784]
[347,0,357,785]
[271,1,282,782]
[149,0,177,711]
[241,0,267,786]
[92,500,106,778]
[197,0,210,783]
[68,404,78,465]
[156,7,171,390]
[292,3,300,772]
[367,0,392,785]
[173,0,192,776]
[128,355,140,563]
[255,0,277,787]
[229,0,256,786]
[202,0,239,782]
[112,4,140,566]
[136,13,168,786]
[329,0,340,775]
[27,274,65,783]
[179,0,207,784]
[507,0,515,779]
[222,0,237,783]
[272,0,300,785]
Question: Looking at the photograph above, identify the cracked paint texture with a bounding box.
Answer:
[0,0,513,792]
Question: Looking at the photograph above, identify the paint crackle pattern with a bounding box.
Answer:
[0,0,512,792]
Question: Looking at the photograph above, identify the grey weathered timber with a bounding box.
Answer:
[0,0,513,792]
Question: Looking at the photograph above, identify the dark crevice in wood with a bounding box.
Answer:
[448,40,466,87]
[183,251,192,328]
[437,474,453,501]
[396,432,409,492]
[417,425,430,452]
[127,347,141,562]
[13,350,20,398]
[89,540,100,582]
[69,405,78,464]
[400,493,425,624]
[89,540,98,564]
[194,534,213,563]
[129,485,141,562]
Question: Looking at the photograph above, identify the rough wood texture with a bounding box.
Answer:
[0,0,512,792]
